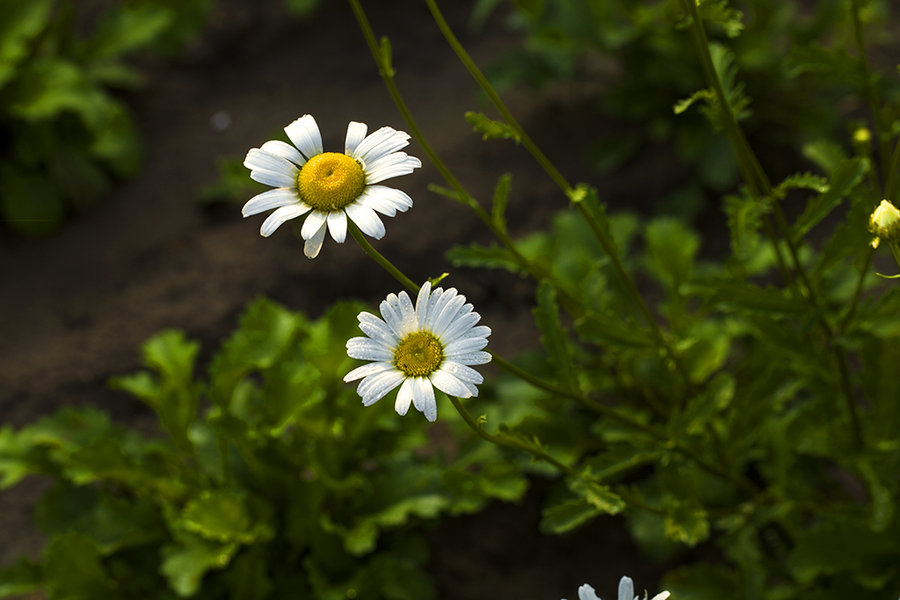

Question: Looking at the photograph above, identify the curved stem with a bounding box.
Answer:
[447,394,574,475]
[348,221,419,293]
[839,249,874,333]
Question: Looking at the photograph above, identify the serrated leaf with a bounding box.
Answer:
[792,158,868,241]
[569,476,625,514]
[180,490,272,545]
[644,217,699,292]
[492,173,511,232]
[701,281,808,313]
[446,242,524,274]
[161,536,238,597]
[674,88,713,115]
[698,0,744,37]
[464,111,520,142]
[533,281,577,391]
[540,498,600,534]
[664,503,709,546]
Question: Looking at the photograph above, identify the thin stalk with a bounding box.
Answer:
[348,221,419,293]
[347,0,579,311]
[680,0,862,447]
[422,0,690,382]
[489,351,582,401]
[850,0,891,182]
[839,249,874,332]
[447,394,574,475]
[885,135,900,203]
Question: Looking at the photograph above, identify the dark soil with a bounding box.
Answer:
[0,1,676,598]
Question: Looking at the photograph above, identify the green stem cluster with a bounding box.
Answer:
[679,0,863,448]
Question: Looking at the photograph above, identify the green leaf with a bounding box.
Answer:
[569,476,625,515]
[180,490,272,545]
[111,330,200,449]
[723,191,767,264]
[161,535,238,597]
[644,217,699,292]
[284,0,321,18]
[491,173,512,232]
[698,0,744,37]
[0,558,42,598]
[464,111,520,142]
[87,4,173,59]
[664,502,710,546]
[0,0,53,90]
[791,158,868,241]
[700,281,809,313]
[223,549,273,600]
[43,533,115,600]
[532,281,577,391]
[446,242,524,274]
[540,498,600,534]
[328,494,449,555]
[575,312,655,348]
[674,88,714,115]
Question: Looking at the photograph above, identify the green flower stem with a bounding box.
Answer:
[423,0,570,195]
[680,0,862,447]
[345,0,575,310]
[850,0,891,182]
[422,0,690,386]
[890,241,900,271]
[488,351,580,401]
[348,220,420,293]
[839,248,874,332]
[446,393,575,475]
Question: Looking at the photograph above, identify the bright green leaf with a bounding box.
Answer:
[464,111,520,142]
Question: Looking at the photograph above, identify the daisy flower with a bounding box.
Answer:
[562,577,670,600]
[343,281,491,422]
[242,114,421,258]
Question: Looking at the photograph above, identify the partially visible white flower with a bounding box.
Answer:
[242,114,421,258]
[562,577,670,600]
[343,281,491,422]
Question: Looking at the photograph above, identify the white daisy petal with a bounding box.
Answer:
[354,127,411,164]
[244,148,298,175]
[346,337,393,361]
[394,378,415,416]
[618,577,634,600]
[359,185,413,216]
[578,584,601,600]
[259,204,312,237]
[359,370,406,406]
[415,281,433,327]
[345,121,368,156]
[249,167,297,189]
[358,312,398,346]
[303,221,328,259]
[343,361,394,382]
[440,361,484,385]
[379,294,406,338]
[430,368,472,398]
[431,293,467,336]
[242,189,301,217]
[260,140,306,165]
[452,351,491,366]
[438,311,481,344]
[411,377,437,422]
[444,336,489,356]
[327,211,347,243]
[284,114,323,159]
[301,210,328,240]
[365,153,423,184]
[345,202,386,239]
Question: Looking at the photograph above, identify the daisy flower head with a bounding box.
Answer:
[561,577,670,600]
[343,282,491,422]
[242,114,422,258]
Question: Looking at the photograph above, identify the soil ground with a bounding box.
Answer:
[0,1,676,598]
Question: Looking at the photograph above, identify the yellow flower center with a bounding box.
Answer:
[394,331,444,377]
[297,152,366,211]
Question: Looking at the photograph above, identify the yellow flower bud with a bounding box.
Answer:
[869,199,900,248]
[853,128,872,144]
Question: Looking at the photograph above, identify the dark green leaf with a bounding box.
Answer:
[532,281,577,391]
[464,111,520,142]
[0,0,53,89]
[491,173,511,232]
[575,312,655,348]
[540,498,600,534]
[0,558,42,598]
[644,217,699,292]
[160,536,238,597]
[43,533,115,600]
[792,158,868,241]
[446,242,524,274]
[180,490,273,545]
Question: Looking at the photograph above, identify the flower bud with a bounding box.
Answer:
[869,199,900,248]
